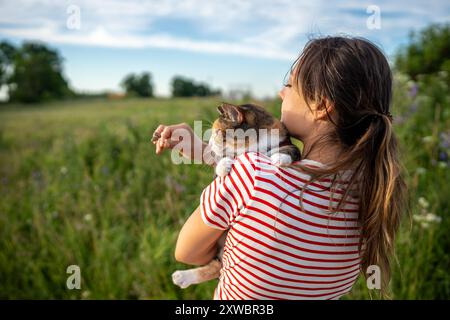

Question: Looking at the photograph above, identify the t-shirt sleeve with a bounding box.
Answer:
[200,152,256,230]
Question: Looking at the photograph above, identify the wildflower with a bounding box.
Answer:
[101,166,109,176]
[393,115,406,125]
[81,290,91,299]
[408,82,418,98]
[436,131,450,166]
[32,170,42,180]
[439,151,448,162]
[84,214,93,222]
[422,136,434,144]
[410,102,419,113]
[74,222,84,231]
[425,213,442,223]
[60,166,68,175]
[413,213,439,229]
[438,161,447,169]
[164,175,186,194]
[439,131,450,149]
[418,197,430,209]
[413,197,442,229]
[420,222,430,229]
[415,167,427,175]
[438,70,448,78]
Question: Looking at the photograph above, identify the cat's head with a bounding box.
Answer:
[209,102,289,158]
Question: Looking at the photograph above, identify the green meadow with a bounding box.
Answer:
[0,71,449,299]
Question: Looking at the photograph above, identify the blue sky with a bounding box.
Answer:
[0,0,449,98]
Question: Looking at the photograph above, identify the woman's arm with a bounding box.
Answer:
[174,205,225,265]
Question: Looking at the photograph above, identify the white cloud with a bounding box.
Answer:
[2,23,299,60]
[0,0,315,60]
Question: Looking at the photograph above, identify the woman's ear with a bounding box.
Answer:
[313,99,334,121]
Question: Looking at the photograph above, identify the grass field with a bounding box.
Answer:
[0,72,449,299]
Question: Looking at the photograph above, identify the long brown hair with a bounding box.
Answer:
[288,36,408,297]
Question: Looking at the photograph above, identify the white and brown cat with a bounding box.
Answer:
[172,102,301,289]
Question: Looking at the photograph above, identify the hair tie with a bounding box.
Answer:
[372,111,393,122]
[385,111,393,121]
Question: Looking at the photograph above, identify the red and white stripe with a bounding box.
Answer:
[201,152,362,300]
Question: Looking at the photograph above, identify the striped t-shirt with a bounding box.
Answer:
[200,151,362,300]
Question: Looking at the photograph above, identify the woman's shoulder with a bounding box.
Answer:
[237,152,358,199]
[232,152,318,190]
[235,151,322,178]
[230,152,360,212]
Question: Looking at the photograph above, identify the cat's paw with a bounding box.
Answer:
[172,270,198,289]
[215,157,234,177]
[270,153,293,166]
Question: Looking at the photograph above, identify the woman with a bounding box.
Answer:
[152,36,408,299]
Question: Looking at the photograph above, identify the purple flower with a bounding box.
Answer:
[395,101,419,125]
[32,170,42,180]
[408,83,418,98]
[101,166,110,176]
[410,102,419,113]
[439,131,450,149]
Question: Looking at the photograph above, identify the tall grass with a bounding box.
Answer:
[0,73,448,299]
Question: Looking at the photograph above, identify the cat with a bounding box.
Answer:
[172,102,301,289]
[209,102,302,177]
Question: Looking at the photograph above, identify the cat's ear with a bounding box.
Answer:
[218,102,244,125]
[217,104,225,116]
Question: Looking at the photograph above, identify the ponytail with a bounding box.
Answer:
[351,114,407,296]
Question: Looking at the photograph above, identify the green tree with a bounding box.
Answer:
[120,72,154,97]
[395,23,450,79]
[170,76,221,97]
[0,41,16,86]
[171,76,196,97]
[7,42,72,103]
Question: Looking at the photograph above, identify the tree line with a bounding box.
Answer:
[120,73,221,99]
[0,41,221,103]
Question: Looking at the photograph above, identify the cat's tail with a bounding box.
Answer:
[172,259,222,289]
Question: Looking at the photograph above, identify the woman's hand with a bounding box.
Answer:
[152,122,191,154]
[151,122,210,163]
